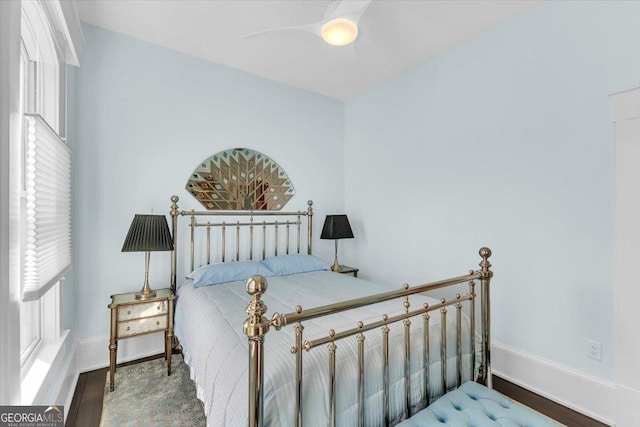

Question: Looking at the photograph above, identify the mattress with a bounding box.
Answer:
[174,271,475,427]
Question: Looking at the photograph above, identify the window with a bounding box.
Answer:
[22,113,71,302]
[20,0,62,134]
[18,0,70,390]
[19,299,40,366]
[1,0,79,406]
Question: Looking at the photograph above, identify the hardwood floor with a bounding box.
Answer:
[66,357,609,427]
[493,377,608,427]
[65,354,162,427]
[66,367,108,427]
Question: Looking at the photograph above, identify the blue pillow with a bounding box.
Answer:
[261,254,330,276]
[187,261,274,288]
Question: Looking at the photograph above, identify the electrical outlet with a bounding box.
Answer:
[586,340,602,361]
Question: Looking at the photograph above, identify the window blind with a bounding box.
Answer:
[23,113,71,301]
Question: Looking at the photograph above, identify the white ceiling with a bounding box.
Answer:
[76,0,537,101]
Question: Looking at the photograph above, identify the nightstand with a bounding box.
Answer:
[336,265,359,277]
[108,288,175,391]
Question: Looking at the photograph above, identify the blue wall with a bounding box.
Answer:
[70,1,640,381]
[68,24,345,340]
[344,1,640,380]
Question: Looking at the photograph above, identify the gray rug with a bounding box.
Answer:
[100,355,206,427]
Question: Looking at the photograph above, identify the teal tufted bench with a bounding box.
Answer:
[397,381,562,427]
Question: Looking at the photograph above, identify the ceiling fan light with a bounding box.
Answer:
[321,18,358,47]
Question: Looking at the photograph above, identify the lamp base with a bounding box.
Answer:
[135,289,157,300]
[331,240,341,272]
[136,252,156,300]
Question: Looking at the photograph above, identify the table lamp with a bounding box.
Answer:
[122,214,173,300]
[321,214,354,272]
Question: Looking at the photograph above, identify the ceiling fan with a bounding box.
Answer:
[243,0,372,47]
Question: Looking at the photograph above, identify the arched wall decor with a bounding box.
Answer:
[185,148,295,210]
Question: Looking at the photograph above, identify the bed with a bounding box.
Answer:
[168,195,492,427]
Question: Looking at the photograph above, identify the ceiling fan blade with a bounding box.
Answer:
[323,0,341,20]
[243,0,371,43]
[327,0,372,23]
[356,28,391,68]
[242,21,322,40]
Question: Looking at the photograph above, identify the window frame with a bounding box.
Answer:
[18,0,67,387]
[18,36,42,374]
[20,0,61,134]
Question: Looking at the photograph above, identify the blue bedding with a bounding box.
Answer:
[174,271,476,426]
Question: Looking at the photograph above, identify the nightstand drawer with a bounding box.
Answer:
[118,300,167,321]
[118,315,167,338]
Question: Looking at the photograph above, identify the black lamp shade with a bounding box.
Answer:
[122,214,174,252]
[321,215,354,240]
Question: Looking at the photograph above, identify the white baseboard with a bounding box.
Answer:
[21,334,79,422]
[615,385,640,427]
[79,332,165,373]
[55,340,79,422]
[492,341,616,426]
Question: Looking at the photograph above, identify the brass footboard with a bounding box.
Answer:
[243,248,493,427]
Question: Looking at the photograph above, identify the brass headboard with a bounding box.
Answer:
[168,195,314,294]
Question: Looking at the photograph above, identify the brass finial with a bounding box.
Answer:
[479,247,493,278]
[244,275,270,338]
[246,275,268,295]
[381,314,389,333]
[170,195,179,216]
[440,298,447,314]
[270,312,285,330]
[357,321,364,329]
[329,329,335,337]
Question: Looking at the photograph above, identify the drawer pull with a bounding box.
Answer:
[127,310,131,315]
[157,305,160,310]
[156,321,160,326]
[126,326,130,331]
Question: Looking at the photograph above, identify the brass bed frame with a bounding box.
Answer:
[168,195,493,427]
